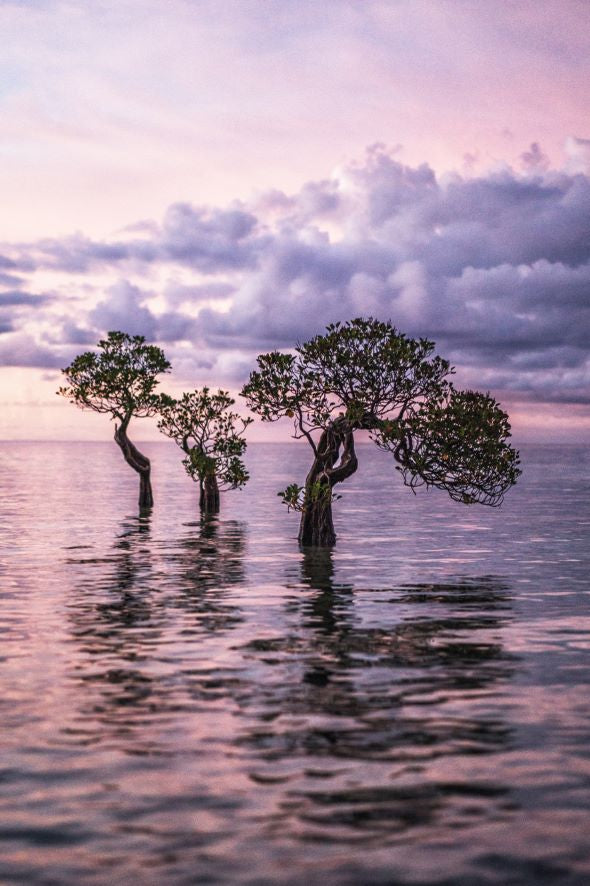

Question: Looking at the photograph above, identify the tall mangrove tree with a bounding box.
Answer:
[242,318,520,546]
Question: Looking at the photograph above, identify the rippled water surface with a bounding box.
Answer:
[1,440,589,885]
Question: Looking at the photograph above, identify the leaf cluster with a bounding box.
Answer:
[375,389,521,506]
[157,387,252,490]
[277,480,342,512]
[57,331,171,422]
[241,317,453,448]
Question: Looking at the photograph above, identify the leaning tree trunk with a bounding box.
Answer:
[200,471,220,514]
[298,419,358,547]
[114,419,153,509]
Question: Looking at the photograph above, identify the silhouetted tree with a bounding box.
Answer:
[157,388,251,513]
[58,331,170,507]
[242,318,520,546]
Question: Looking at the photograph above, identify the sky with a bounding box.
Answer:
[1,0,589,442]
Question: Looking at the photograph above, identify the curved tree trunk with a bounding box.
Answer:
[299,419,358,547]
[200,471,220,514]
[114,419,153,509]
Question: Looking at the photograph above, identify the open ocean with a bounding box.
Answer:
[0,440,589,885]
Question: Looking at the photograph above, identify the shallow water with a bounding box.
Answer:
[0,440,589,885]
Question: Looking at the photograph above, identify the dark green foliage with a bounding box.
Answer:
[157,388,252,493]
[374,388,521,506]
[242,317,452,437]
[242,318,520,544]
[58,330,171,422]
[278,480,342,512]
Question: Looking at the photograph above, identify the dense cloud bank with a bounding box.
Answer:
[1,145,589,404]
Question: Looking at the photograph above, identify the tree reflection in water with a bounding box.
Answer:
[63,520,519,851]
[64,513,246,752]
[163,514,246,624]
[237,548,518,844]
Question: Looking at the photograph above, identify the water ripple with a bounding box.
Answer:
[0,441,589,884]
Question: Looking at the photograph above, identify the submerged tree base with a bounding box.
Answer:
[139,472,154,509]
[200,474,220,514]
[299,498,336,546]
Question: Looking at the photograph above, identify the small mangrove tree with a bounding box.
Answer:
[58,331,170,508]
[157,387,252,513]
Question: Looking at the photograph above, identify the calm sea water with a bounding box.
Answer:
[0,440,589,885]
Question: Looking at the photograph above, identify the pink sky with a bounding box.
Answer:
[0,0,589,441]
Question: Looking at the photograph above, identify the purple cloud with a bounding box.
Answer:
[0,291,52,306]
[88,279,198,344]
[2,146,589,406]
[0,333,63,368]
[6,203,265,274]
[89,281,158,340]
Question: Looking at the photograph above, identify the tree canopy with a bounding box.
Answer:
[58,330,171,423]
[157,388,251,510]
[242,317,452,440]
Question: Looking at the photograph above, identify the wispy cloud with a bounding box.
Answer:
[2,0,589,243]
